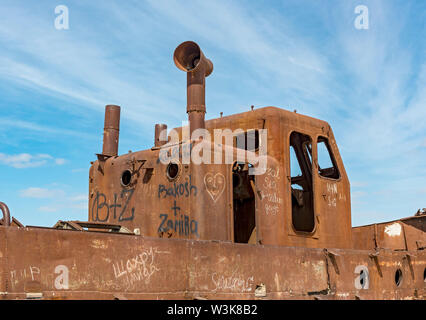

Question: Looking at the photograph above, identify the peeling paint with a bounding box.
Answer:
[384,223,402,237]
[312,260,326,277]
[274,273,280,291]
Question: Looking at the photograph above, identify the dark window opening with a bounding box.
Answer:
[317,136,340,179]
[233,162,256,243]
[166,162,180,180]
[360,270,365,287]
[234,130,260,151]
[395,269,403,287]
[121,170,132,186]
[290,132,315,233]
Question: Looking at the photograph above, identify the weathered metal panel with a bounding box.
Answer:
[0,229,6,297]
[402,222,426,251]
[0,226,424,299]
[352,225,376,250]
[324,248,424,300]
[376,222,407,250]
[186,241,330,299]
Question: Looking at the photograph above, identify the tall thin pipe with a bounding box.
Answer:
[155,123,168,147]
[102,105,121,157]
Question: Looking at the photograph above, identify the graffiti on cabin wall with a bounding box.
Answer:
[91,189,135,222]
[158,175,198,199]
[204,172,225,202]
[262,167,283,218]
[158,200,199,237]
[326,182,346,207]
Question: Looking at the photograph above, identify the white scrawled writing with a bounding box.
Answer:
[211,272,254,293]
[112,247,168,288]
[262,167,282,216]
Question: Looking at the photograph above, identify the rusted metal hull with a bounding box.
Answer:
[1,41,425,301]
[0,225,424,300]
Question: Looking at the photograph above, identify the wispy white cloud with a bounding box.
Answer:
[351,181,368,188]
[0,118,91,140]
[71,168,89,173]
[0,2,186,128]
[144,0,332,107]
[38,193,88,214]
[0,153,66,168]
[351,191,367,206]
[22,188,87,214]
[38,205,59,213]
[69,194,87,202]
[20,187,65,198]
[55,158,66,165]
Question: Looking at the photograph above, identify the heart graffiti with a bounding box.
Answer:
[204,172,226,202]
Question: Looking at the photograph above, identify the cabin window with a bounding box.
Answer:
[289,132,315,233]
[234,129,260,151]
[317,136,340,179]
[289,146,302,189]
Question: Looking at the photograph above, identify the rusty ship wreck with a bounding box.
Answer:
[0,41,425,300]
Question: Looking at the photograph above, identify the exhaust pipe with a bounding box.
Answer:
[174,41,213,137]
[0,202,11,227]
[102,105,121,157]
[154,123,168,147]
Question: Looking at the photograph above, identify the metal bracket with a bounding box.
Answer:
[368,251,382,277]
[95,153,111,175]
[53,220,134,234]
[416,240,426,250]
[403,253,416,280]
[324,249,340,275]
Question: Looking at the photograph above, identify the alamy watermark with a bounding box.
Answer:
[157,124,268,176]
[53,5,369,32]
[54,5,69,30]
[354,5,369,30]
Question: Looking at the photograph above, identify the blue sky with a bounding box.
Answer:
[0,0,425,227]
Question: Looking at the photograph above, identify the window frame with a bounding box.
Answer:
[316,135,341,181]
[288,130,317,235]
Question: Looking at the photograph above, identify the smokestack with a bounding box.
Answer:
[102,105,120,157]
[154,123,168,147]
[173,41,213,137]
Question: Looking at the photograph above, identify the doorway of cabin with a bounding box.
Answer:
[232,162,256,244]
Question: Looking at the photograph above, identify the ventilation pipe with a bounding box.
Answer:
[173,41,213,138]
[102,105,121,157]
[0,202,11,227]
[154,123,168,147]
